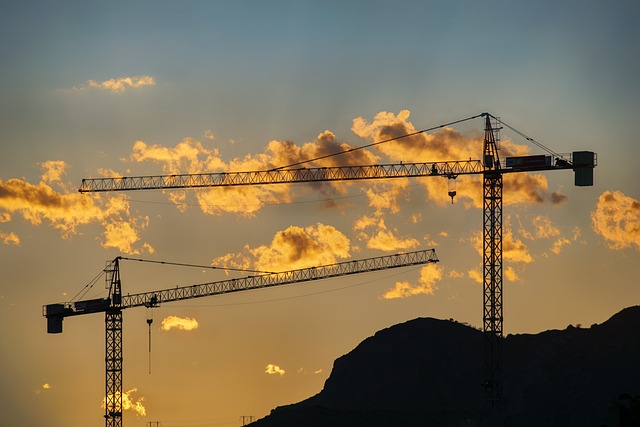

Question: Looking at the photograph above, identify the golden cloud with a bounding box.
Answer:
[128,131,380,216]
[39,160,69,184]
[78,75,156,93]
[363,179,410,214]
[468,268,483,284]
[265,364,286,376]
[381,263,443,299]
[161,315,199,331]
[0,230,19,245]
[521,215,561,239]
[550,237,571,255]
[591,190,640,251]
[447,270,465,279]
[354,215,419,252]
[102,388,146,417]
[504,266,520,282]
[131,138,226,175]
[213,223,351,272]
[0,163,153,253]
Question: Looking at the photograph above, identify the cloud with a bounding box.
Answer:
[468,268,483,284]
[505,266,520,282]
[35,383,52,395]
[381,263,443,299]
[0,170,153,253]
[161,315,199,331]
[550,237,571,255]
[363,179,410,214]
[213,223,351,272]
[265,364,286,376]
[102,388,146,417]
[127,130,379,216]
[447,270,465,279]
[591,190,640,251]
[76,76,156,93]
[0,229,19,245]
[354,215,419,252]
[131,138,226,175]
[39,160,69,184]
[528,215,560,239]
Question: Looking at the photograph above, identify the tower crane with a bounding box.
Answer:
[44,250,439,427]
[77,112,597,410]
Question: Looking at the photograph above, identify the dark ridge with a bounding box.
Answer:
[251,306,640,427]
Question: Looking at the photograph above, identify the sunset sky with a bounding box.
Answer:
[1,1,639,426]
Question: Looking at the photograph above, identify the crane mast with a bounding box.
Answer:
[44,250,439,427]
[482,115,503,407]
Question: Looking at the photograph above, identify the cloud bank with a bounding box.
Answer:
[0,161,152,253]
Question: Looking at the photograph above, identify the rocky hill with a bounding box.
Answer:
[251,306,640,427]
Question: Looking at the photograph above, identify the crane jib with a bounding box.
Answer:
[43,249,438,333]
[78,161,484,192]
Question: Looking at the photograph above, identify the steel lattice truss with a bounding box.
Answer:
[122,249,438,308]
[78,161,483,193]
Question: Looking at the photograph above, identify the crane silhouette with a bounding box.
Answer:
[62,112,595,424]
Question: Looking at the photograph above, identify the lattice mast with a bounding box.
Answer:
[482,115,503,408]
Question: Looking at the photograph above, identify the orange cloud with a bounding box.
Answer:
[447,270,465,279]
[381,263,443,299]
[505,266,520,282]
[550,237,571,255]
[0,230,19,246]
[522,215,561,239]
[161,315,199,331]
[39,160,69,184]
[265,364,286,376]
[354,215,419,252]
[503,229,534,263]
[131,138,226,175]
[591,190,640,251]
[102,388,146,417]
[468,268,483,284]
[127,130,382,216]
[35,383,52,395]
[77,76,156,93]
[0,163,153,253]
[363,179,410,214]
[213,223,351,272]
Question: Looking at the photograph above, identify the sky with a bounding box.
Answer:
[1,1,639,426]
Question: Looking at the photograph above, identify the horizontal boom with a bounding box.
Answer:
[44,249,438,333]
[79,161,483,192]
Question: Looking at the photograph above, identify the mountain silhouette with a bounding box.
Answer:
[251,306,640,426]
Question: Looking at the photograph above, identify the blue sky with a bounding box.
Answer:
[1,1,639,426]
